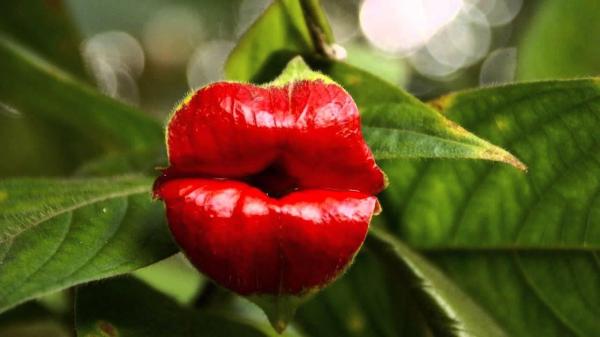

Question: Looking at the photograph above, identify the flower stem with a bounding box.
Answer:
[298,0,336,59]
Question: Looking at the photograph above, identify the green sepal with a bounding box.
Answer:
[248,292,313,334]
[267,56,334,87]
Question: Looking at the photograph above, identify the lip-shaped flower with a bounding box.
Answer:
[154,57,386,331]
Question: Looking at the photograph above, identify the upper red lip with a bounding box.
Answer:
[155,79,386,295]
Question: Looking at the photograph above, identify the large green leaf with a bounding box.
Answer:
[0,35,163,152]
[74,149,167,177]
[518,0,600,80]
[296,226,507,337]
[0,176,176,314]
[75,277,294,337]
[0,35,164,176]
[382,79,600,336]
[315,60,525,168]
[365,228,507,337]
[296,251,395,337]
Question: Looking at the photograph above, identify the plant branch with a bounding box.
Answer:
[298,0,336,59]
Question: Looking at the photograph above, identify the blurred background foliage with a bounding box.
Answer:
[0,0,599,336]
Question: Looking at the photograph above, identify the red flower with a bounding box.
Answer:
[154,58,386,328]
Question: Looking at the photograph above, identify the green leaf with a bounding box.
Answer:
[343,43,408,86]
[74,149,167,177]
[0,176,177,314]
[182,284,309,337]
[268,56,333,86]
[248,294,306,334]
[366,227,507,337]
[296,226,507,337]
[225,0,322,83]
[0,35,164,176]
[0,35,163,152]
[382,78,600,336]
[316,60,525,168]
[0,0,87,78]
[518,0,600,80]
[0,111,76,176]
[0,0,97,177]
[75,277,290,337]
[296,252,392,337]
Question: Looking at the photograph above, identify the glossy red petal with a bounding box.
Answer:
[283,80,385,194]
[165,80,385,195]
[156,178,376,295]
[166,83,286,178]
[277,189,376,293]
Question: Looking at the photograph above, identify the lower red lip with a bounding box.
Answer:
[156,178,377,295]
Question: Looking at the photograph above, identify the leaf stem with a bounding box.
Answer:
[298,0,336,59]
